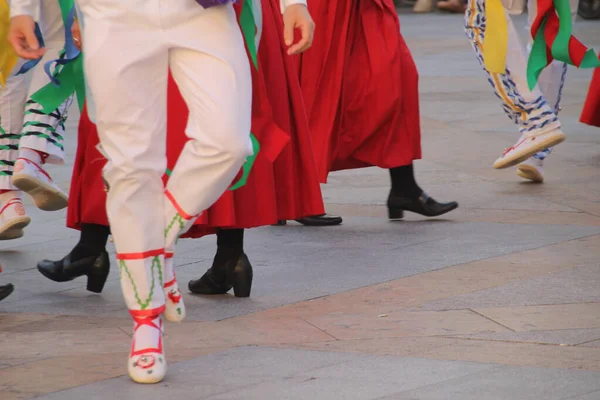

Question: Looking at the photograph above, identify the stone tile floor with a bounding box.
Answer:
[1,10,599,400]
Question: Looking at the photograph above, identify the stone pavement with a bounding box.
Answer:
[1,11,600,400]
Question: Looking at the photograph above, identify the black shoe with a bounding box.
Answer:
[0,283,14,302]
[387,191,458,220]
[188,253,253,298]
[294,214,343,226]
[37,251,110,294]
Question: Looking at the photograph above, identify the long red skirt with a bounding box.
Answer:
[580,68,600,128]
[67,0,324,235]
[297,0,422,183]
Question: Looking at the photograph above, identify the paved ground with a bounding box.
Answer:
[1,10,600,400]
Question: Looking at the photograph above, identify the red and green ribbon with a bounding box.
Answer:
[527,0,600,90]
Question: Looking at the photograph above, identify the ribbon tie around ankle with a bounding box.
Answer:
[130,314,163,359]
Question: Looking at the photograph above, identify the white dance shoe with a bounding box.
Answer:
[493,130,565,170]
[128,314,167,384]
[11,157,68,211]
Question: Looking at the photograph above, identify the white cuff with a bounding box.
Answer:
[9,0,39,19]
[280,0,307,13]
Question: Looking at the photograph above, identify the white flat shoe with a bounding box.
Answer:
[493,130,565,169]
[128,313,167,384]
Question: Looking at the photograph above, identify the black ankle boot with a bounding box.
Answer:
[188,253,253,298]
[387,191,458,220]
[37,252,110,293]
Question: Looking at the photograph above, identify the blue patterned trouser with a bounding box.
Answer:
[464,0,578,160]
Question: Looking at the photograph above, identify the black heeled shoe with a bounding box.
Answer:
[0,283,14,302]
[188,253,253,298]
[37,251,110,293]
[387,191,458,220]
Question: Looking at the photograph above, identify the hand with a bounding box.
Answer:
[72,20,82,50]
[283,4,315,55]
[9,15,46,60]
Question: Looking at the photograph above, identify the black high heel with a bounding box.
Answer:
[387,191,458,220]
[188,253,253,298]
[37,251,110,294]
[232,256,253,297]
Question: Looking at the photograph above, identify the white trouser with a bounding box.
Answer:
[465,0,579,160]
[77,0,253,315]
[0,0,72,190]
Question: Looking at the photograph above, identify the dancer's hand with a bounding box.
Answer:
[9,15,45,60]
[72,20,82,50]
[283,4,315,55]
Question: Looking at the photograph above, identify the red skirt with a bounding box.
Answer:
[66,103,108,229]
[298,0,422,183]
[580,68,600,128]
[67,0,324,235]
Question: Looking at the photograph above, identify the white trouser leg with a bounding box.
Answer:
[20,0,72,165]
[0,63,29,190]
[162,5,252,320]
[79,0,251,314]
[79,1,168,314]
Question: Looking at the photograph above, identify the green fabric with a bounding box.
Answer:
[527,20,550,90]
[240,0,258,68]
[228,133,260,190]
[29,0,85,113]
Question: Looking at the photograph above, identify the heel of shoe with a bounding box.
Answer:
[232,267,253,298]
[388,207,404,220]
[86,270,108,293]
[273,220,287,226]
[86,253,110,294]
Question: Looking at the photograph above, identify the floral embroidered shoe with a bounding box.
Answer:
[11,158,68,211]
[0,194,31,240]
[128,312,167,384]
[517,157,545,183]
[163,254,186,323]
[493,130,565,170]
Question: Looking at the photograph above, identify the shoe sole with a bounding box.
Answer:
[493,133,565,170]
[388,202,459,220]
[12,173,68,211]
[295,219,343,226]
[517,165,544,183]
[0,216,31,240]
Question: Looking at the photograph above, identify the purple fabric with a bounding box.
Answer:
[195,0,236,8]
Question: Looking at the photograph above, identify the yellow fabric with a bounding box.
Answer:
[0,0,18,88]
[483,0,509,74]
